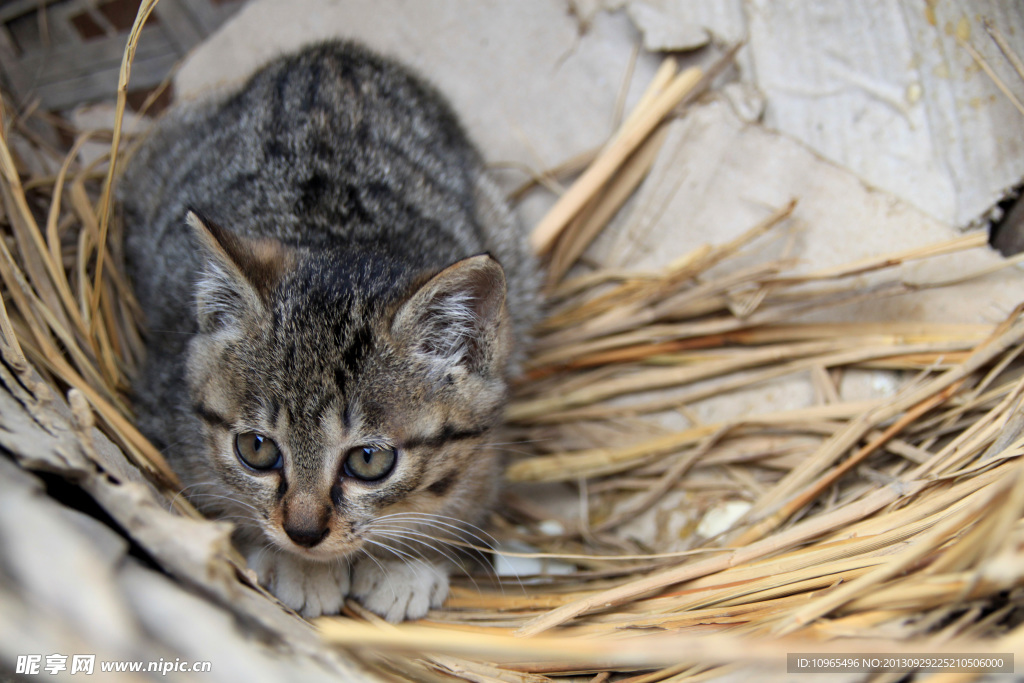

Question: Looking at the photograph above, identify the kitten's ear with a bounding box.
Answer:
[392,255,512,377]
[187,211,293,331]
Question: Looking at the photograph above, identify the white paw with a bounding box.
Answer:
[350,558,449,623]
[247,549,350,618]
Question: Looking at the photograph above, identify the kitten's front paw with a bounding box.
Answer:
[247,550,350,618]
[350,558,449,623]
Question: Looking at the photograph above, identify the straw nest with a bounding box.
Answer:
[2,5,1024,682]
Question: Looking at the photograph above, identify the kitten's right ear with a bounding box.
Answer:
[187,211,293,331]
[391,254,512,380]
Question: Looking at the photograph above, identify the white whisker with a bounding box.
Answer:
[368,530,482,593]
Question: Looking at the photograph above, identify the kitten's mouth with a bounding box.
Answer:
[269,528,363,560]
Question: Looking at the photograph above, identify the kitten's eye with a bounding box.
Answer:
[235,432,282,470]
[344,446,397,482]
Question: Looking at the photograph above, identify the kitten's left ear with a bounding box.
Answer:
[187,211,293,331]
[392,254,512,378]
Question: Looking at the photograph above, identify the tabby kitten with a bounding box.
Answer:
[119,41,538,622]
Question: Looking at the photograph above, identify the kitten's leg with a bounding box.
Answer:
[244,543,350,618]
[350,557,449,623]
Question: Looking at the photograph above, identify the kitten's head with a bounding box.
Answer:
[182,212,511,561]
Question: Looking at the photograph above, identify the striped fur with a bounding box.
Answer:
[120,41,539,621]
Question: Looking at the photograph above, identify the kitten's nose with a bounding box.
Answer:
[282,497,331,548]
[284,520,330,548]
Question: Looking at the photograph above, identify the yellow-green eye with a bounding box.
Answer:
[235,432,282,470]
[344,446,397,482]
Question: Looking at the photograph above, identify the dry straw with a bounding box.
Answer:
[1,3,1023,681]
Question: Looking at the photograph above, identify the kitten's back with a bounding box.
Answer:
[124,41,531,318]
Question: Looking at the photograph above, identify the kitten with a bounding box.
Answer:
[119,40,538,622]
